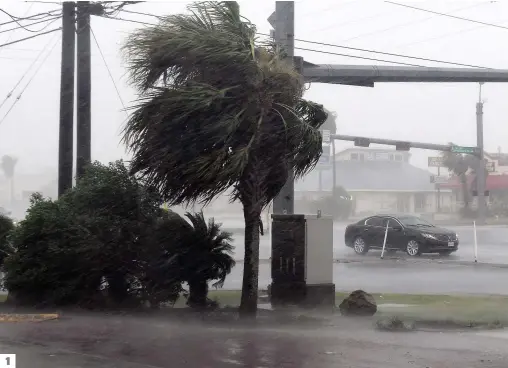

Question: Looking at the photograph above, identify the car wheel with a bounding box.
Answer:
[439,250,453,256]
[353,236,368,255]
[406,240,421,257]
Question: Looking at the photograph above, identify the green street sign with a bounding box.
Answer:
[451,146,478,155]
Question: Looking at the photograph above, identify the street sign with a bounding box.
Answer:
[428,156,445,167]
[486,161,495,173]
[451,146,479,155]
[321,129,331,143]
[430,175,448,184]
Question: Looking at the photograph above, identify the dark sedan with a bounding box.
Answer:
[344,214,459,256]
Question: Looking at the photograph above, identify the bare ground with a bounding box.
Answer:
[0,311,507,367]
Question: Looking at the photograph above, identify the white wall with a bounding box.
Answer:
[305,216,333,285]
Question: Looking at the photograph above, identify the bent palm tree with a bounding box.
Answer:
[122,1,327,317]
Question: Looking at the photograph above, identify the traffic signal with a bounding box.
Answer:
[395,141,411,151]
[354,138,370,147]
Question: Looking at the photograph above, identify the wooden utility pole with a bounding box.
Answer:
[58,1,76,197]
[76,1,92,180]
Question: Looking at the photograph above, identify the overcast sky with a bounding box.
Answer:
[1,0,508,181]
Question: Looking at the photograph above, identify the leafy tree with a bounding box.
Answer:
[3,194,102,307]
[122,1,327,317]
[0,214,14,267]
[1,155,17,204]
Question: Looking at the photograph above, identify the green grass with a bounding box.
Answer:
[202,290,508,326]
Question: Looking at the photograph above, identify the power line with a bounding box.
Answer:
[0,32,58,110]
[120,9,161,18]
[0,16,61,35]
[90,26,128,116]
[384,1,508,31]
[0,8,61,27]
[0,28,61,49]
[340,2,495,43]
[257,32,491,69]
[0,36,60,127]
[295,47,426,67]
[395,17,508,50]
[0,3,35,57]
[99,14,157,27]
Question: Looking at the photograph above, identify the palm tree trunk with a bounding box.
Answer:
[460,173,469,208]
[239,203,261,318]
[187,279,208,308]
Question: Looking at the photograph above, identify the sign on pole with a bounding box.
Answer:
[428,156,445,167]
[451,146,479,155]
[321,129,331,143]
[486,161,495,173]
[430,175,449,184]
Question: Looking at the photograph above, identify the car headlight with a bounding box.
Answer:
[421,233,437,240]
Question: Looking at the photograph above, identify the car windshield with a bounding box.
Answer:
[398,216,434,227]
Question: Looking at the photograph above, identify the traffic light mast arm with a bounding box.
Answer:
[332,134,479,154]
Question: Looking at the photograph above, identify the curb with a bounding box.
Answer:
[0,314,59,322]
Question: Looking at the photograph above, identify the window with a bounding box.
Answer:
[365,217,383,227]
[351,153,358,160]
[359,153,365,161]
[385,218,401,228]
[399,216,434,227]
[395,155,402,161]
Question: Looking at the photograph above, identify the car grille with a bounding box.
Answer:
[436,234,456,242]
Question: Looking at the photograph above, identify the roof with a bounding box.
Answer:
[440,174,508,191]
[295,160,437,192]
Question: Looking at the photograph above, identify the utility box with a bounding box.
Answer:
[270,214,335,309]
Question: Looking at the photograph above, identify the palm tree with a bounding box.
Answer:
[122,2,327,317]
[441,145,480,212]
[1,155,17,205]
[177,212,235,308]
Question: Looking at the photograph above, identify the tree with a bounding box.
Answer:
[1,155,18,204]
[122,2,327,317]
[320,107,337,134]
[442,145,486,214]
[0,214,14,267]
[176,212,235,308]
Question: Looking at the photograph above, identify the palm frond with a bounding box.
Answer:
[122,1,327,210]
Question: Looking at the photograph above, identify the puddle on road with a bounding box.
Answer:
[475,330,508,339]
[378,304,414,308]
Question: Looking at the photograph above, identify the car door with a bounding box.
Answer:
[384,217,406,250]
[363,217,385,246]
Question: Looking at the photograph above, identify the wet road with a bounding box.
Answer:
[3,315,508,367]
[225,224,508,295]
[230,223,508,264]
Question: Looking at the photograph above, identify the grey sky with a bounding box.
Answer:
[1,0,508,182]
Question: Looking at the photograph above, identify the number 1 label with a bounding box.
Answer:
[0,354,16,367]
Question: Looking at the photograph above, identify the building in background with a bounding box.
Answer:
[296,147,452,217]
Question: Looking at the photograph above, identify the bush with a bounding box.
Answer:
[3,161,171,308]
[0,214,14,267]
[2,161,236,310]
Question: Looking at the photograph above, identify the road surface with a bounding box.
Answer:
[229,223,508,264]
[224,223,508,295]
[1,314,508,367]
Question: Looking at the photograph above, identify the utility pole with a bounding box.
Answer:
[58,1,76,197]
[271,1,295,214]
[476,83,487,224]
[76,1,92,180]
